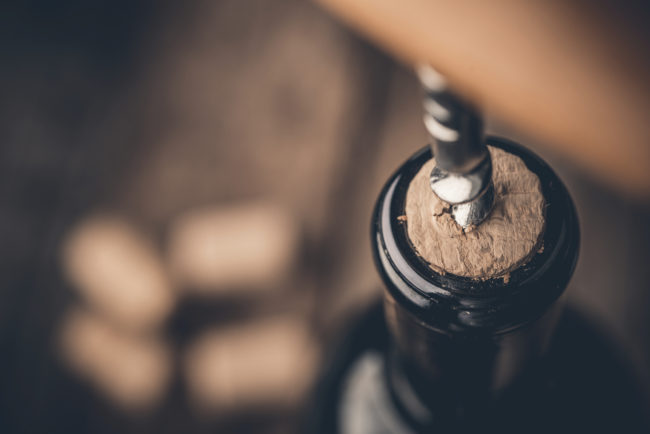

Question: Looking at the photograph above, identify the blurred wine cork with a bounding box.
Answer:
[59,307,172,410]
[62,216,175,332]
[168,202,299,294]
[183,316,318,410]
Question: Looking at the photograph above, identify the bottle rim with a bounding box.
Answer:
[372,136,580,333]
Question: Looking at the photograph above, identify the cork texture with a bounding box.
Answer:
[404,146,545,279]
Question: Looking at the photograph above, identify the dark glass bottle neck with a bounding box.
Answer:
[371,137,580,426]
[373,136,579,333]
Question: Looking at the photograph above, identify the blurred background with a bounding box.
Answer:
[0,1,649,433]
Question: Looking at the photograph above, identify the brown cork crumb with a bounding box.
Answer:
[404,146,545,280]
[463,224,477,234]
[397,215,407,222]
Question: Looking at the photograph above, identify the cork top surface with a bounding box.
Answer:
[404,146,545,279]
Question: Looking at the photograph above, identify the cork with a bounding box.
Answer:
[167,202,299,295]
[183,316,318,411]
[59,307,171,410]
[62,216,175,332]
[404,146,545,279]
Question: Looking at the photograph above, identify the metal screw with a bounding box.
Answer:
[417,65,495,228]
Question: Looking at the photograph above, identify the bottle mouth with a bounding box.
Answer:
[372,136,580,333]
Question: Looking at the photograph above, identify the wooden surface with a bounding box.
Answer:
[0,1,649,433]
